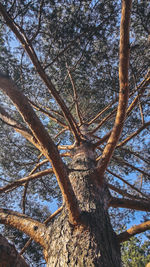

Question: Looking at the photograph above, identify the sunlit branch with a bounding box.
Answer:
[97,0,132,178]
[117,220,150,243]
[54,128,67,139]
[0,3,81,143]
[0,209,47,248]
[0,169,53,194]
[93,131,111,148]
[110,197,150,212]
[0,74,80,224]
[20,206,63,255]
[106,169,150,200]
[117,121,150,147]
[89,109,116,135]
[87,99,117,126]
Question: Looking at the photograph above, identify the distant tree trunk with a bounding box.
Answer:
[0,234,29,267]
[45,143,121,266]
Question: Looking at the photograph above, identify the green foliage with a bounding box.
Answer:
[121,236,150,267]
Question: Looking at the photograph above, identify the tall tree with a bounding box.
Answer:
[0,0,150,265]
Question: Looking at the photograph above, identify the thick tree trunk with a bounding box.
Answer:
[45,143,121,266]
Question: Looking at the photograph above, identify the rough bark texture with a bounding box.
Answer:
[0,234,29,267]
[44,143,121,266]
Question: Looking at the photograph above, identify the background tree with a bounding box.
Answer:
[0,0,150,266]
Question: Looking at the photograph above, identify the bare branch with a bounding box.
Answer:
[0,169,53,194]
[106,169,150,200]
[66,64,83,125]
[108,183,144,201]
[29,100,68,128]
[0,105,40,149]
[97,0,132,178]
[117,220,150,243]
[110,197,150,212]
[117,121,150,147]
[0,209,47,248]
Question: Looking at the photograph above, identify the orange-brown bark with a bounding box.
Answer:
[97,0,132,178]
[117,220,150,243]
[0,209,47,248]
[0,75,80,224]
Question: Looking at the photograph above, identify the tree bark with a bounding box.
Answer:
[44,143,121,266]
[0,234,29,267]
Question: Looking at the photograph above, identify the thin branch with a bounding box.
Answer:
[66,64,83,125]
[108,183,144,201]
[118,147,150,165]
[29,100,68,128]
[0,105,40,150]
[117,121,150,147]
[30,0,44,41]
[89,109,116,135]
[106,169,150,200]
[0,169,53,194]
[0,209,47,248]
[110,197,150,212]
[113,155,150,178]
[97,0,132,178]
[117,220,150,243]
[0,4,81,143]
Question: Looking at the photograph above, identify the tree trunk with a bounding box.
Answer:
[45,143,121,266]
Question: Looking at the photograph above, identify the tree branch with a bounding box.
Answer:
[110,197,150,212]
[0,105,40,150]
[97,0,132,178]
[0,3,81,143]
[0,209,47,248]
[117,220,150,243]
[0,74,80,224]
[117,121,150,147]
[0,169,53,194]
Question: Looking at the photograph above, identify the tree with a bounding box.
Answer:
[0,0,150,266]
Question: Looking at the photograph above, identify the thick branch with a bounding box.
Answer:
[117,220,150,243]
[0,3,81,143]
[97,0,132,178]
[0,169,53,194]
[0,74,80,224]
[110,197,150,212]
[0,209,47,248]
